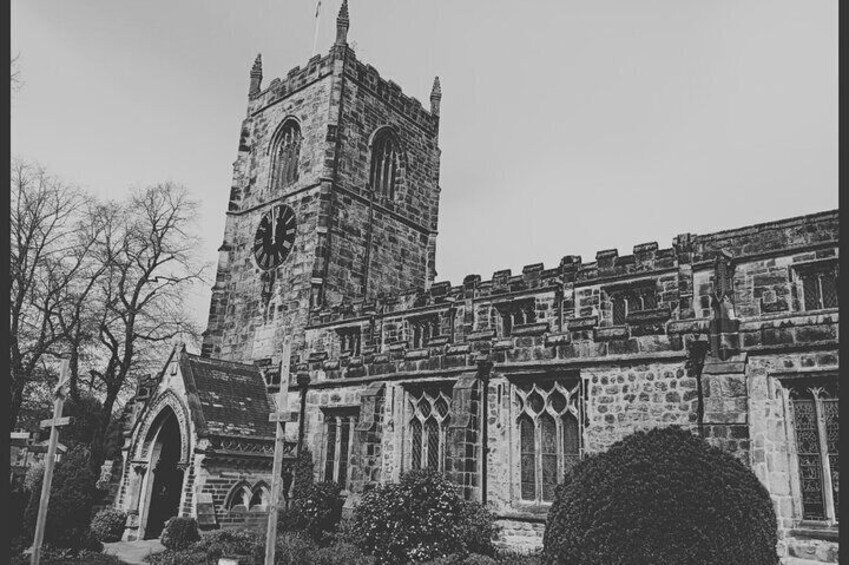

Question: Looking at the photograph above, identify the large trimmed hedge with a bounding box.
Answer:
[542,426,778,565]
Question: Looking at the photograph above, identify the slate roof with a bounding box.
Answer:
[179,352,275,439]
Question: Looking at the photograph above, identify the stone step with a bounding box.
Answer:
[783,558,833,565]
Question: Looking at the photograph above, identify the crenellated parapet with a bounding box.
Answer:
[302,210,838,380]
[342,53,439,134]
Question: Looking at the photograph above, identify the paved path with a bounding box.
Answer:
[103,539,166,564]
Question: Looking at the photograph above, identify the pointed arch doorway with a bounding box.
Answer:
[140,408,185,539]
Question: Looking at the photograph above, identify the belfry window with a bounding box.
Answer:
[515,379,582,504]
[408,385,452,472]
[272,119,301,189]
[370,128,401,199]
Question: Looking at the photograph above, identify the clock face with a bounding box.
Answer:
[253,204,297,270]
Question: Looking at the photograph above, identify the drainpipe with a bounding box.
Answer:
[296,372,311,454]
[476,359,493,505]
[686,340,709,437]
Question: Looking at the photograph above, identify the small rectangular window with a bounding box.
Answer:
[337,327,362,356]
[323,412,358,489]
[494,299,535,336]
[801,269,838,311]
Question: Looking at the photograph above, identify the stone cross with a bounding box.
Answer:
[265,339,293,565]
[31,360,73,565]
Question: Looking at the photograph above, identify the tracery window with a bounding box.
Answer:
[515,379,582,504]
[370,128,401,199]
[495,299,535,337]
[788,383,838,522]
[323,410,358,489]
[272,119,302,189]
[408,385,452,472]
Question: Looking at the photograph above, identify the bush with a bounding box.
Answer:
[194,529,263,560]
[10,546,125,565]
[311,541,376,565]
[257,531,319,565]
[295,481,345,542]
[542,426,778,565]
[91,507,127,542]
[290,447,315,500]
[159,516,201,550]
[351,469,499,565]
[23,445,101,552]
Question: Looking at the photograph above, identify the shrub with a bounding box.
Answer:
[311,541,376,565]
[277,481,345,542]
[251,531,319,565]
[295,481,345,542]
[10,546,125,565]
[159,516,201,550]
[457,502,500,557]
[542,426,778,565]
[91,507,127,542]
[351,469,499,565]
[23,445,101,552]
[194,529,263,560]
[290,447,315,501]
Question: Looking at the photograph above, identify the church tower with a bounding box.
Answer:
[201,1,443,370]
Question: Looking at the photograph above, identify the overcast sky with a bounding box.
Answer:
[11,0,838,329]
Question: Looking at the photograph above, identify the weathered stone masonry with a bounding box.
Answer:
[119,3,837,563]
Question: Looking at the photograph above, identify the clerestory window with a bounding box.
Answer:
[495,299,535,337]
[796,263,838,312]
[609,285,658,325]
[409,315,440,349]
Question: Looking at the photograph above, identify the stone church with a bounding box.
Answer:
[115,3,839,562]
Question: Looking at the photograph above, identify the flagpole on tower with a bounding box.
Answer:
[311,0,322,55]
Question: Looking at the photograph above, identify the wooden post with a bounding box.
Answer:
[31,360,73,565]
[265,339,292,565]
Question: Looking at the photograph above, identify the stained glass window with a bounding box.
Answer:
[515,379,582,504]
[789,385,839,523]
[408,386,452,473]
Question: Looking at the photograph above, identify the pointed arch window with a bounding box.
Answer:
[370,128,402,199]
[225,483,252,511]
[407,385,452,472]
[515,379,582,504]
[271,119,302,189]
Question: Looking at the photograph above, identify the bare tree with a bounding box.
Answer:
[10,163,208,470]
[11,54,22,94]
[85,182,207,469]
[9,159,90,429]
